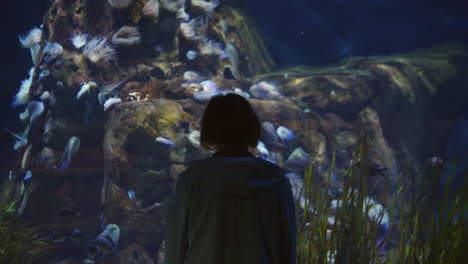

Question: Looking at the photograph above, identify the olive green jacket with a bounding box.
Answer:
[165,154,296,264]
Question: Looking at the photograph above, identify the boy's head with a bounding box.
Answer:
[200,93,261,151]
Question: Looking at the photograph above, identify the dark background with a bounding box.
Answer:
[1,0,468,167]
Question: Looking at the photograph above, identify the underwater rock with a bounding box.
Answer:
[170,164,186,181]
[117,243,155,264]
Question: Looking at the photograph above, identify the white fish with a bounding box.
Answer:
[256,141,269,156]
[103,97,121,111]
[40,91,50,101]
[70,33,88,49]
[186,50,197,60]
[77,81,98,100]
[276,126,295,143]
[127,190,136,200]
[60,136,81,171]
[200,80,219,93]
[183,71,204,82]
[23,170,32,182]
[155,136,175,147]
[249,81,283,99]
[28,101,45,124]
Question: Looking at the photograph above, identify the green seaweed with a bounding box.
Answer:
[0,204,54,264]
[292,133,468,263]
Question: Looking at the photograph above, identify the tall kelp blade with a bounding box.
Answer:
[295,133,468,264]
[0,205,54,264]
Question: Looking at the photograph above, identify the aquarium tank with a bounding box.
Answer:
[0,0,467,263]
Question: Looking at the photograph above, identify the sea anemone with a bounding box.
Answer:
[143,0,160,19]
[12,68,35,107]
[198,39,225,57]
[83,36,116,63]
[179,17,206,40]
[108,0,133,9]
[162,0,186,12]
[70,33,89,49]
[191,0,219,13]
[18,27,42,48]
[43,42,64,62]
[176,7,190,21]
[112,26,141,46]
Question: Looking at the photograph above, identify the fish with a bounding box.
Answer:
[103,97,121,111]
[155,136,175,147]
[59,136,81,171]
[127,190,136,200]
[200,80,219,93]
[77,81,98,100]
[6,129,28,151]
[23,170,32,182]
[38,147,56,169]
[21,145,33,170]
[256,141,269,156]
[28,101,45,125]
[276,125,295,143]
[8,170,13,180]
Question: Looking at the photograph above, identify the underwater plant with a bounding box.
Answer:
[0,203,54,263]
[292,134,468,264]
[191,0,220,13]
[43,42,63,62]
[83,36,116,64]
[143,0,160,19]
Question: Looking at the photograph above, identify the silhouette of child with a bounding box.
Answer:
[165,93,296,264]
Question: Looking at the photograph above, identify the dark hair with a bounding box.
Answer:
[200,93,261,151]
